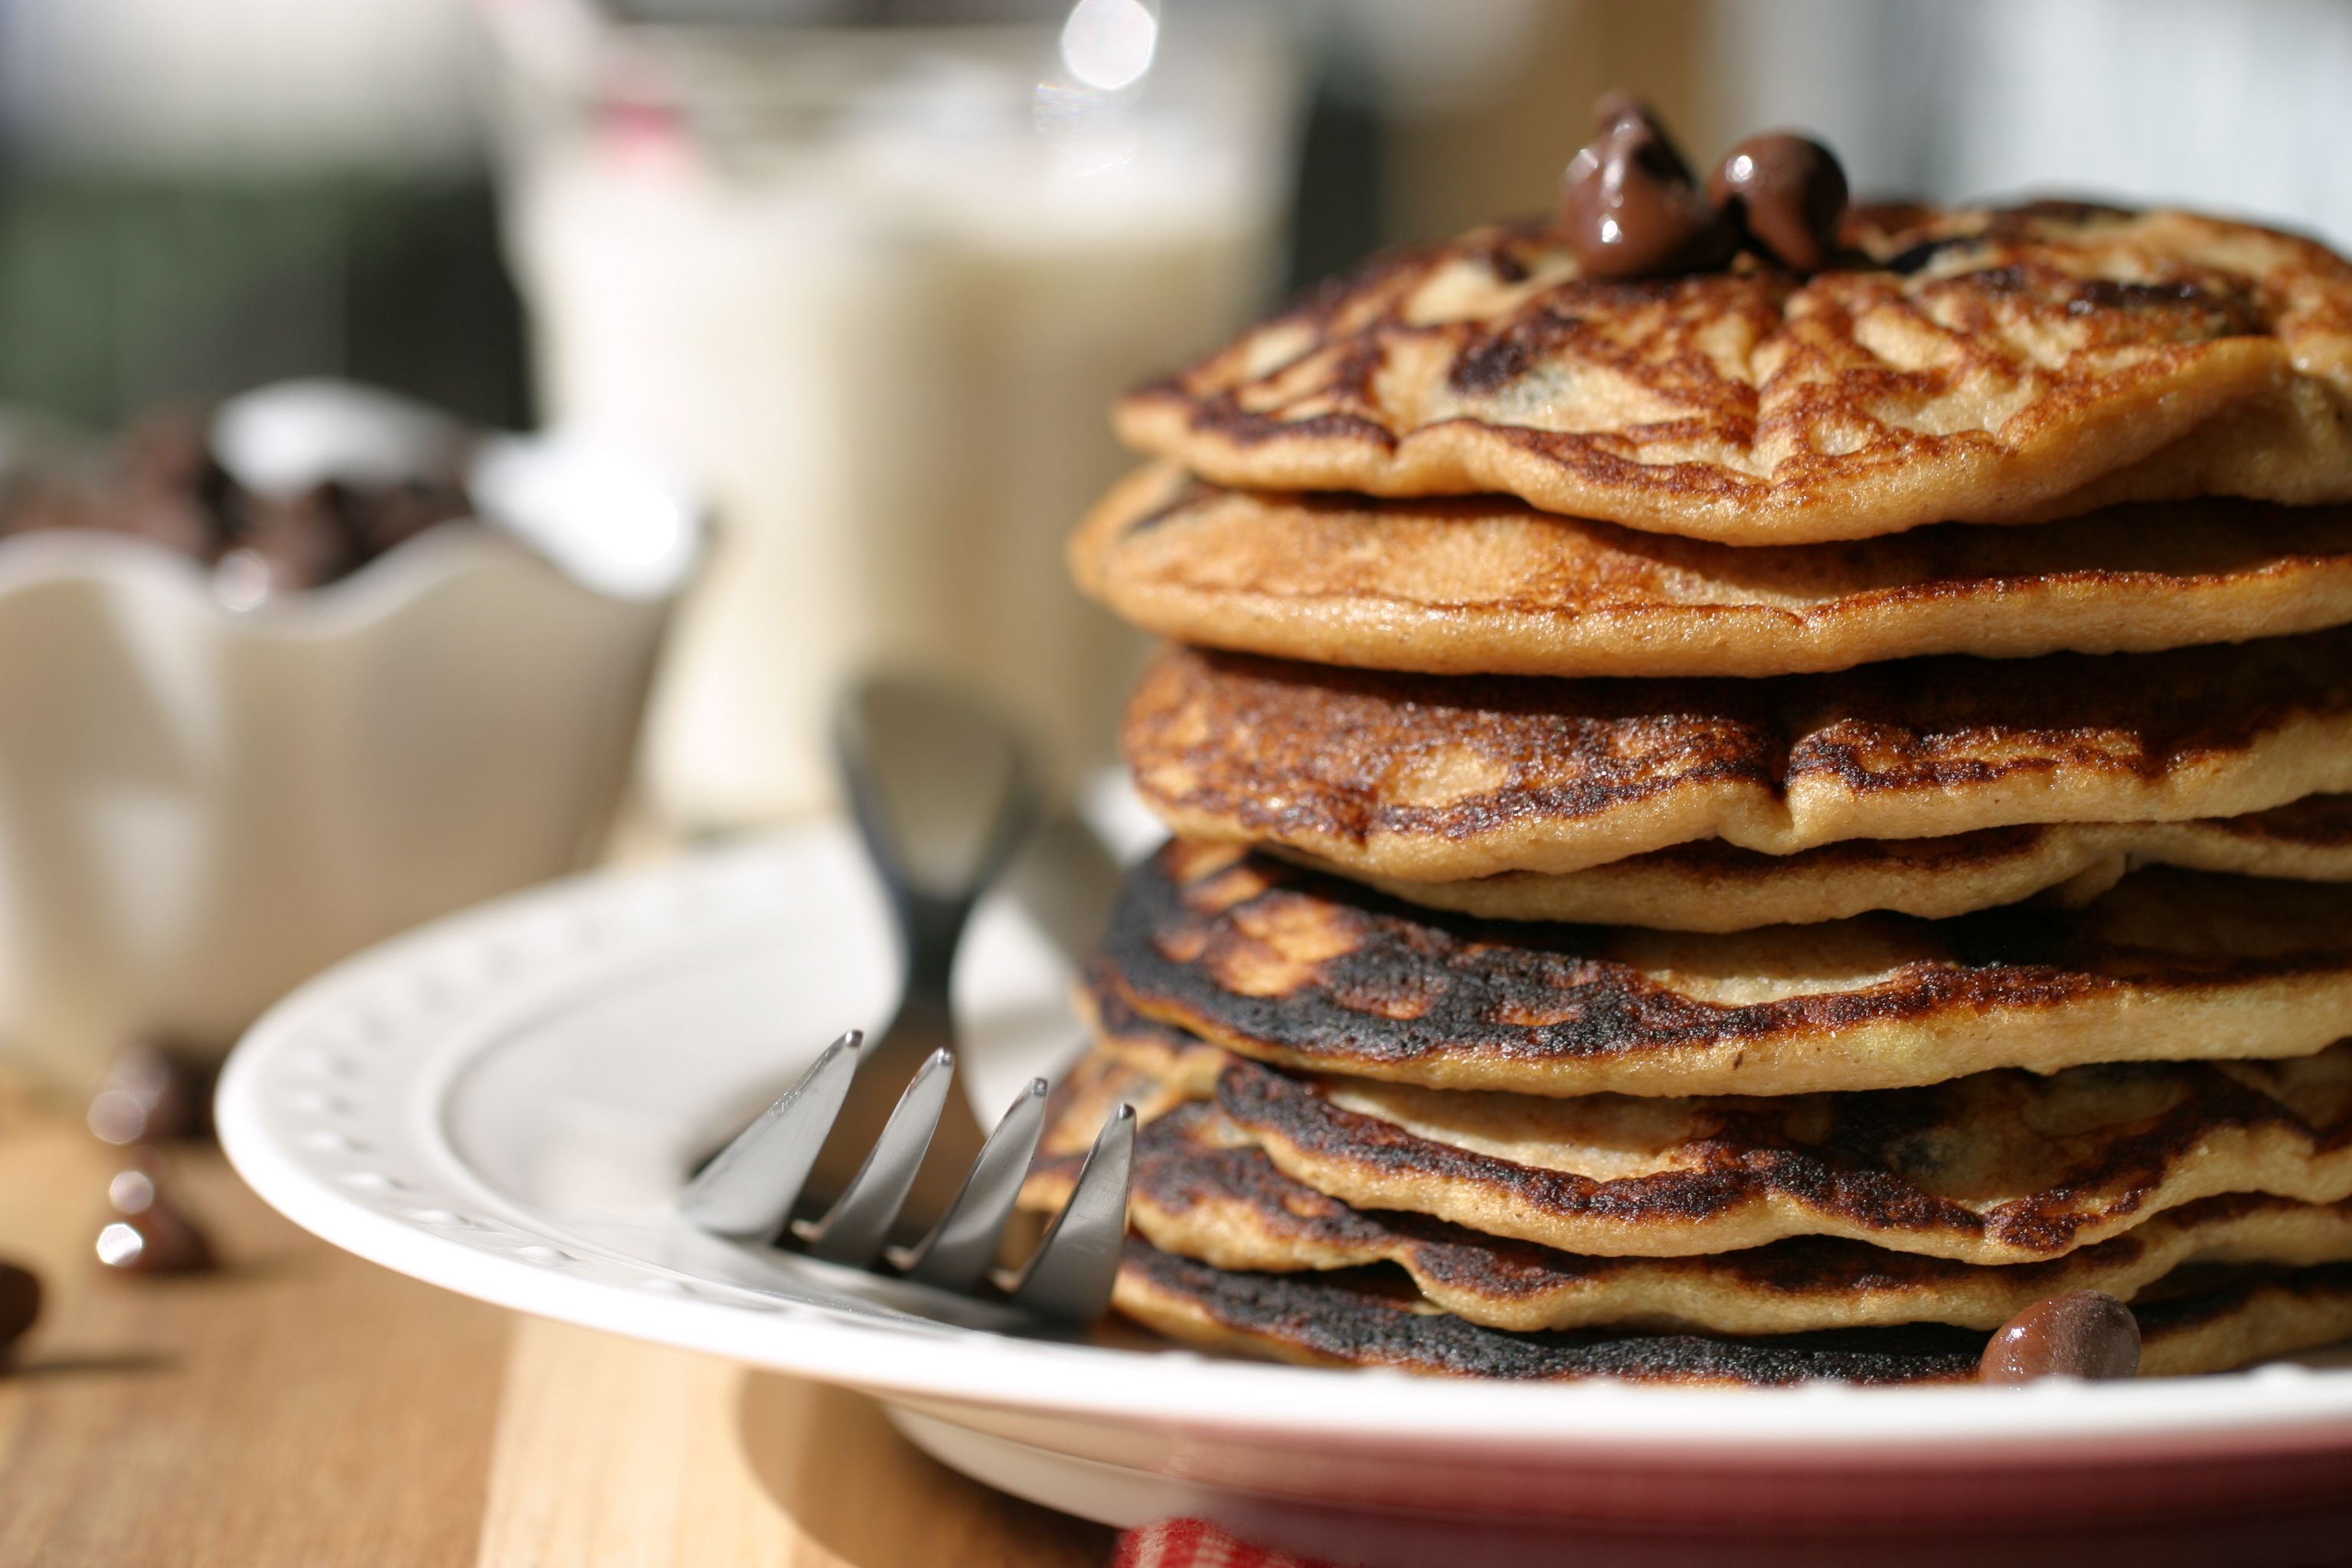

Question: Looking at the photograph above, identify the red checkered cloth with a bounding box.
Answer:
[1113,1518,1339,1568]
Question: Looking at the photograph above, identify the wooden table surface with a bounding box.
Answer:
[0,1095,1114,1566]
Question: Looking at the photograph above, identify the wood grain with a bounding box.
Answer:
[0,1117,510,1568]
[477,1318,802,1567]
[477,1315,1112,1568]
[738,1369,1114,1568]
[0,1097,1113,1567]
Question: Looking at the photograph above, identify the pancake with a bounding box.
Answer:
[1125,1100,2352,1333]
[1332,795,2352,931]
[1116,1242,2352,1384]
[1019,1021,1227,1209]
[1212,1050,2352,1264]
[1074,466,2352,678]
[1113,204,2352,545]
[1125,639,2352,882]
[1097,843,2352,1096]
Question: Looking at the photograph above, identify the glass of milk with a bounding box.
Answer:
[482,0,1298,827]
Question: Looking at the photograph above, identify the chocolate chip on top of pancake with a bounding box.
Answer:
[1125,639,2352,882]
[1095,844,2352,1096]
[1113,1240,2352,1386]
[1332,795,2352,932]
[1115,204,2352,545]
[1209,1050,2352,1264]
[1073,466,2352,679]
[1118,1099,2352,1335]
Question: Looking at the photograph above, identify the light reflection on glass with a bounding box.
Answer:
[1059,0,1158,93]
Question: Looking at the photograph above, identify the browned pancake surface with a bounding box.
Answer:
[1126,1100,2352,1331]
[1126,639,2352,880]
[1115,1241,2352,1384]
[1098,844,2352,1096]
[1075,466,2352,677]
[1338,795,2352,930]
[1116,205,2352,544]
[1021,1014,1228,1208]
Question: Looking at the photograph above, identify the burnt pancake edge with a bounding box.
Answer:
[1128,1100,2352,1334]
[1096,843,2352,1096]
[1112,1241,2352,1385]
[1214,1053,2352,1265]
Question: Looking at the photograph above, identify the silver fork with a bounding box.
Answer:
[681,675,1132,1321]
[677,1029,1135,1321]
[808,676,1031,1227]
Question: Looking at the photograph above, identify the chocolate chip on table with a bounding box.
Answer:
[1979,1291,2141,1384]
[1589,89,1648,135]
[0,1260,40,1354]
[95,1159,215,1276]
[1558,93,1739,279]
[87,1043,205,1145]
[1707,132,1850,273]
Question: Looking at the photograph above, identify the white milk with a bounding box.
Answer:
[494,11,1295,825]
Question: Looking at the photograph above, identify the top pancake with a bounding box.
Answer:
[1073,464,2352,678]
[1116,204,2352,544]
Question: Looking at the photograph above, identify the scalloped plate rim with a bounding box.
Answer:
[216,822,2352,1464]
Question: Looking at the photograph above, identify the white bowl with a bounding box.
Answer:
[0,518,672,1083]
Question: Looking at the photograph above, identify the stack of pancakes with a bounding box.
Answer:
[1025,201,2352,1387]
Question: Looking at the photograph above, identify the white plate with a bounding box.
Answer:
[219,825,2352,1567]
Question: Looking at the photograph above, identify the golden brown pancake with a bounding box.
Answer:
[1210,1050,2352,1264]
[1115,204,2352,544]
[1114,1241,2352,1384]
[1332,795,2352,931]
[1124,1100,2352,1333]
[1126,639,2352,882]
[1098,844,2352,1096]
[1020,1021,1228,1210]
[1074,466,2352,678]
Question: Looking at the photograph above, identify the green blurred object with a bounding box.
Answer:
[0,176,530,430]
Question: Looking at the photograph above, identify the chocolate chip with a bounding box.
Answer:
[1558,93,1737,280]
[0,1260,40,1353]
[1979,1291,2141,1384]
[87,1043,206,1145]
[1707,133,1849,273]
[96,1159,214,1275]
[1590,90,1648,134]
[24,403,473,596]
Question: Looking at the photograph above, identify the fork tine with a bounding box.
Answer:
[1008,1102,1134,1323]
[893,1077,1050,1292]
[678,1030,863,1238]
[797,1047,955,1266]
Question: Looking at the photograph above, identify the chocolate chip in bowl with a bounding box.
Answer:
[0,384,482,612]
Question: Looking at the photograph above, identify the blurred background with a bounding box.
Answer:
[0,0,2348,1078]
